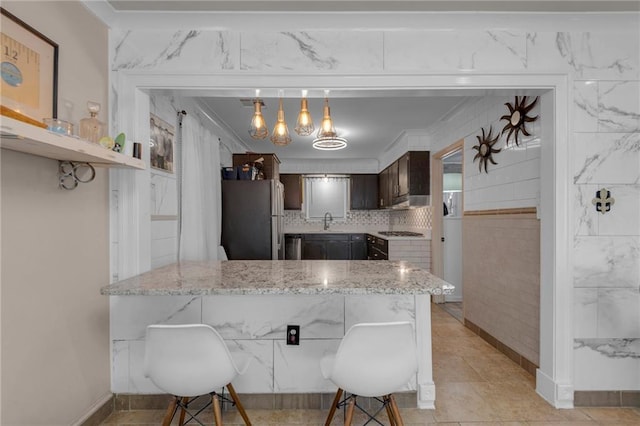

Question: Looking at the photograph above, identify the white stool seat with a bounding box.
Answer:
[144,324,252,425]
[320,321,418,425]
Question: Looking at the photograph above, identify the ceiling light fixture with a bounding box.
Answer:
[312,91,347,151]
[270,91,292,146]
[295,89,315,136]
[249,90,268,140]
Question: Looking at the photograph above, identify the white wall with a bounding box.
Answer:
[1,2,111,424]
[103,9,640,403]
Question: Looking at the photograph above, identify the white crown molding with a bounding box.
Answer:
[82,1,639,31]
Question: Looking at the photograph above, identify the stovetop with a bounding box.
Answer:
[378,231,424,237]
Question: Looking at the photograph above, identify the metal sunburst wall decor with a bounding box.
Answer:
[500,96,539,146]
[472,126,501,173]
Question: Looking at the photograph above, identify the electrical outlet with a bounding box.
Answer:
[286,325,300,345]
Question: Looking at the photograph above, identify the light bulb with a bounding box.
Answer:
[270,97,292,146]
[295,96,315,136]
[317,97,337,139]
[249,99,268,139]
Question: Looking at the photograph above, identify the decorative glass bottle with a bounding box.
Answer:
[79,101,106,143]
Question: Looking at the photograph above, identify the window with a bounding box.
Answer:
[304,176,349,221]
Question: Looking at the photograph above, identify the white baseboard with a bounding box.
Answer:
[536,369,574,409]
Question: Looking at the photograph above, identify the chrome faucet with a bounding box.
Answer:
[323,212,333,231]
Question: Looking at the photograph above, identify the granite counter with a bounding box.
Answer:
[101,260,454,409]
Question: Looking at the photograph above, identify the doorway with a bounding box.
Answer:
[113,74,570,408]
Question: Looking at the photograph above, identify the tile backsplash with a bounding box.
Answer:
[284,207,432,231]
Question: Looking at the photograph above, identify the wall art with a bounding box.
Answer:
[0,7,58,126]
[500,96,538,146]
[472,126,501,173]
[150,113,175,173]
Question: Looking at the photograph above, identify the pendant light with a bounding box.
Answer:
[295,90,315,136]
[270,92,292,146]
[313,91,347,150]
[249,90,268,140]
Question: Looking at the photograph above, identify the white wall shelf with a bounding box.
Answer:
[0,115,145,170]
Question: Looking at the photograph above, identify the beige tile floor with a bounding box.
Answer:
[101,304,640,425]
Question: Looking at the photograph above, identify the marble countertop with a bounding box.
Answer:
[100,260,454,296]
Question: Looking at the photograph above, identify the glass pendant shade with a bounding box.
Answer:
[270,98,292,146]
[317,97,338,139]
[294,97,315,136]
[312,96,347,150]
[249,99,268,139]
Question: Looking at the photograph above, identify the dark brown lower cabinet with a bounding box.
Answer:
[301,233,367,260]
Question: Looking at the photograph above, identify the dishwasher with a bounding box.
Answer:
[285,234,302,260]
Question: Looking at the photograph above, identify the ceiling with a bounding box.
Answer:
[195,92,469,160]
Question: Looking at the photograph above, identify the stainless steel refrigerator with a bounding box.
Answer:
[221,179,284,260]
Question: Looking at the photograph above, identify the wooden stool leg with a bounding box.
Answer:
[344,395,356,426]
[178,397,189,426]
[226,383,252,425]
[325,388,343,426]
[383,395,397,426]
[389,394,404,426]
[213,393,223,426]
[161,396,178,426]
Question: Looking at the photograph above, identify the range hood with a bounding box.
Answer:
[391,194,431,209]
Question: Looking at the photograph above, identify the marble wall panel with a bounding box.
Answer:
[573,132,640,185]
[597,288,640,338]
[598,81,640,132]
[574,184,598,236]
[574,288,598,339]
[384,31,527,71]
[128,339,154,393]
[344,295,415,329]
[274,340,341,392]
[201,295,344,339]
[225,340,274,393]
[527,32,640,80]
[111,296,202,340]
[112,29,238,71]
[573,236,640,288]
[597,185,640,236]
[574,339,640,390]
[112,340,130,392]
[240,31,383,71]
[574,81,599,133]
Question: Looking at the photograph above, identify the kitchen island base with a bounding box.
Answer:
[103,260,454,410]
[109,293,436,409]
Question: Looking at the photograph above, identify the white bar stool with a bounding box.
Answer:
[320,322,418,426]
[144,324,252,426]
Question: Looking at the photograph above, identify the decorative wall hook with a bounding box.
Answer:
[59,161,96,190]
[592,187,615,215]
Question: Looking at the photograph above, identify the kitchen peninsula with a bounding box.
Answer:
[101,260,454,408]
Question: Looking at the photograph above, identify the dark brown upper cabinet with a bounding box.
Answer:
[350,174,379,210]
[280,173,303,210]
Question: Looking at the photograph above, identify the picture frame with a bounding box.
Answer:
[149,113,175,173]
[0,7,58,126]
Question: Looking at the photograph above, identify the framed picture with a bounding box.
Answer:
[149,113,175,173]
[0,7,58,126]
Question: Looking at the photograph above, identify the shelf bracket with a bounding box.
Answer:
[59,161,96,190]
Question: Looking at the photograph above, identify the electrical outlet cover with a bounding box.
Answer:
[286,325,300,345]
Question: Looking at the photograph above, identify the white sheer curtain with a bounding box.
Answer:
[178,114,221,261]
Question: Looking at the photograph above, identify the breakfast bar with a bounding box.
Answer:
[101,260,454,409]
